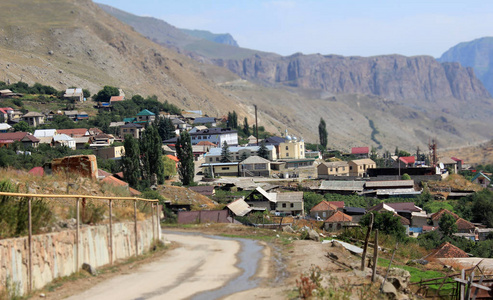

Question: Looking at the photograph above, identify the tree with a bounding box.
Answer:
[82,89,91,99]
[176,131,195,185]
[257,140,269,159]
[401,173,411,180]
[360,212,406,241]
[220,141,232,162]
[122,135,141,189]
[318,118,328,152]
[438,213,458,237]
[470,189,493,227]
[92,85,119,102]
[140,125,165,185]
[243,117,250,136]
[13,121,32,132]
[162,156,177,179]
[240,152,249,161]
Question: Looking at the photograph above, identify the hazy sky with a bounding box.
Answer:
[95,0,493,57]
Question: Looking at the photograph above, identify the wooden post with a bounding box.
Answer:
[361,213,374,271]
[134,200,138,257]
[460,269,465,300]
[151,203,155,241]
[28,198,32,293]
[109,199,113,265]
[156,204,160,240]
[76,198,80,271]
[380,242,398,293]
[371,229,378,282]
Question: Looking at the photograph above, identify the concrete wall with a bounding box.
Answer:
[0,218,159,295]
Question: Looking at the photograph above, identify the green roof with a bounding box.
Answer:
[123,117,136,123]
[137,109,155,116]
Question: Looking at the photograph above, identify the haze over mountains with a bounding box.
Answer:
[1,0,492,152]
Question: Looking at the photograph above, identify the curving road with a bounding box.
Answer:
[66,231,261,300]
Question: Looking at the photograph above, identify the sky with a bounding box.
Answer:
[95,0,493,58]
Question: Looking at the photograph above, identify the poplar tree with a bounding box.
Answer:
[220,141,232,162]
[257,141,269,159]
[176,131,195,185]
[318,117,328,153]
[243,117,250,136]
[122,135,141,189]
[140,124,165,185]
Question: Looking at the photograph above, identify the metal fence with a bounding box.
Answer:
[0,192,160,293]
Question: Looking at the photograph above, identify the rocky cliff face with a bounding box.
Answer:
[438,37,493,96]
[214,53,490,102]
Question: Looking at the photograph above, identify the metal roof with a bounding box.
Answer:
[227,198,252,217]
[319,180,365,191]
[240,155,271,164]
[365,180,414,188]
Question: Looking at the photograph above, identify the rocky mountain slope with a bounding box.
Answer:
[180,29,239,47]
[438,37,493,96]
[1,0,492,152]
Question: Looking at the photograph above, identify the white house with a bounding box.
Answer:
[205,145,277,163]
[53,134,76,150]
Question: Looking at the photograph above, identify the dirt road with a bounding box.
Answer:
[66,231,258,300]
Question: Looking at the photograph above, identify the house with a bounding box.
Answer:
[0,132,39,148]
[364,180,420,198]
[0,107,14,122]
[205,145,276,163]
[63,110,79,121]
[165,128,239,146]
[309,201,340,220]
[136,109,155,124]
[425,242,468,261]
[73,136,91,149]
[395,156,416,168]
[101,175,140,196]
[109,121,126,131]
[34,129,57,138]
[171,118,190,132]
[91,133,115,145]
[317,161,349,178]
[351,147,369,158]
[57,128,89,138]
[430,209,475,233]
[471,172,491,188]
[93,146,125,160]
[22,112,45,127]
[323,211,353,231]
[189,126,208,133]
[239,155,271,177]
[76,112,89,121]
[120,123,144,139]
[201,162,239,177]
[438,157,458,174]
[348,159,376,177]
[343,207,366,223]
[0,123,12,132]
[315,180,365,194]
[451,157,463,171]
[88,128,103,136]
[53,134,76,150]
[64,88,83,102]
[226,198,254,217]
[263,134,305,160]
[193,117,216,127]
[244,187,304,215]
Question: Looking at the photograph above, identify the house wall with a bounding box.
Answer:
[93,146,125,160]
[317,164,349,177]
[120,127,142,139]
[276,201,304,215]
[310,210,335,219]
[278,141,305,159]
[0,218,157,296]
[212,164,239,176]
[192,132,238,146]
[348,161,376,177]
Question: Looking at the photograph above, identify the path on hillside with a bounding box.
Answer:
[66,231,264,300]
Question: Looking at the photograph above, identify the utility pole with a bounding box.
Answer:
[254,104,258,145]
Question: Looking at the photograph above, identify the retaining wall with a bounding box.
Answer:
[0,218,159,295]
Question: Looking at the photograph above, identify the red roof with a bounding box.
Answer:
[427,242,468,260]
[351,147,369,155]
[196,141,216,146]
[28,167,44,176]
[328,201,345,209]
[310,201,339,212]
[451,157,463,163]
[455,218,475,231]
[101,175,128,187]
[0,132,29,141]
[431,209,459,221]
[324,211,352,223]
[57,128,88,137]
[399,156,415,164]
[110,96,124,102]
[166,155,179,162]
[97,169,111,178]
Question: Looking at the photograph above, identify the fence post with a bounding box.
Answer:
[371,229,379,282]
[109,199,113,265]
[361,213,374,271]
[156,203,161,239]
[134,200,138,257]
[151,203,155,241]
[76,198,80,271]
[28,198,32,293]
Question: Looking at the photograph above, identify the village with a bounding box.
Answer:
[1,83,493,299]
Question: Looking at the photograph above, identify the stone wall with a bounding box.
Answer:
[0,218,159,295]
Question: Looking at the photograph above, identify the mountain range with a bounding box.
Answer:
[0,0,492,152]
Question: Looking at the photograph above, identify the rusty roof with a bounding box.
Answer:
[431,209,460,221]
[455,218,475,230]
[426,242,468,260]
[310,201,339,212]
[324,211,352,223]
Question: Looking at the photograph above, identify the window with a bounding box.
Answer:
[285,146,289,150]
[221,167,230,170]
[350,166,353,170]
[286,153,289,157]
[282,203,286,208]
[255,164,266,170]
[323,212,326,217]
[330,168,333,172]
[290,203,294,208]
[215,157,219,161]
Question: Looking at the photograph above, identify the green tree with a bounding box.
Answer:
[438,213,458,237]
[93,85,119,102]
[470,189,493,227]
[318,118,328,153]
[240,152,249,161]
[257,140,269,159]
[243,117,250,136]
[401,173,411,180]
[220,141,232,162]
[82,89,91,99]
[360,212,406,241]
[157,117,176,141]
[162,155,177,179]
[122,135,141,189]
[176,131,195,185]
[140,125,165,185]
[13,121,32,132]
